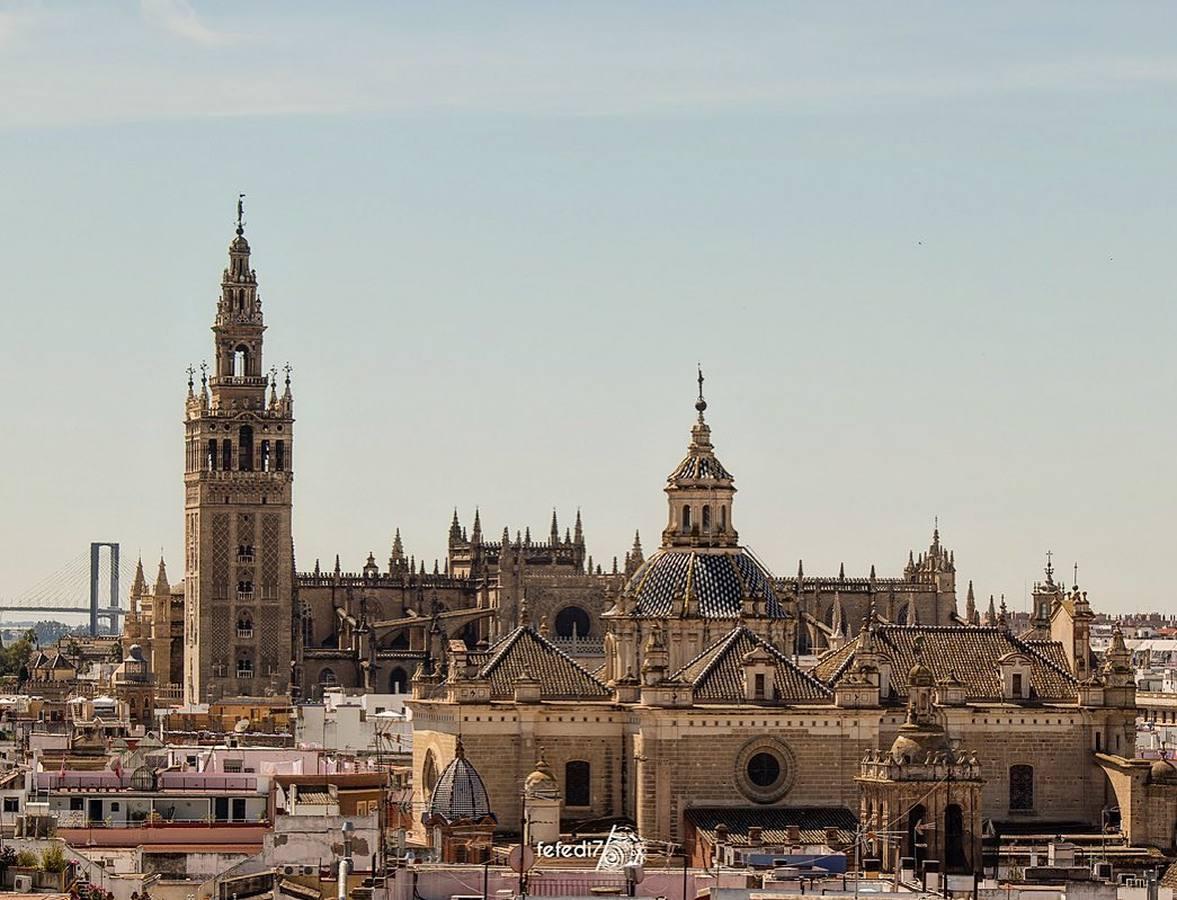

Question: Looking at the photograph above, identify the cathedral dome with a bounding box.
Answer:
[622,547,787,619]
[426,740,494,824]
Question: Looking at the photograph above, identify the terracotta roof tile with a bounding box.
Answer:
[814,625,1077,702]
[686,806,857,847]
[673,626,831,704]
[476,626,609,700]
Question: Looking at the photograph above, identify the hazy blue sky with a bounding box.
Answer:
[1,1,1175,619]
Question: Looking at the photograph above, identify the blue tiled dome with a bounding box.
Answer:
[623,548,787,619]
[426,741,494,824]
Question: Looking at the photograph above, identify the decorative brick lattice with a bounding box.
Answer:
[262,514,279,591]
[210,514,231,651]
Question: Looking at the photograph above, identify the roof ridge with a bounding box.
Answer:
[477,626,527,678]
[1007,632,1078,685]
[522,626,611,688]
[678,624,745,684]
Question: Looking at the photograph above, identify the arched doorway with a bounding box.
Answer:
[389,667,408,693]
[945,803,966,872]
[554,606,592,640]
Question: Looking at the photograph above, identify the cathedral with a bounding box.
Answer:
[124,208,1147,865]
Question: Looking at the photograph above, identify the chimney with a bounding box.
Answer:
[747,826,763,846]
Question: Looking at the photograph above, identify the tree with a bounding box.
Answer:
[0,630,36,680]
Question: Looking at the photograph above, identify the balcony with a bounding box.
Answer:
[237,628,254,639]
[236,553,255,564]
[237,591,254,602]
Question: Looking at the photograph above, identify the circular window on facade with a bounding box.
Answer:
[735,738,795,803]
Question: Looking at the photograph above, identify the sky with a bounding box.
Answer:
[1,1,1176,620]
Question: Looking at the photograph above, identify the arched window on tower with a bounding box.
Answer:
[222,439,233,471]
[239,425,254,471]
[236,656,253,679]
[681,506,691,531]
[237,613,253,639]
[233,345,249,377]
[702,505,711,531]
[565,760,591,807]
[260,440,271,472]
[207,439,217,471]
[275,440,285,472]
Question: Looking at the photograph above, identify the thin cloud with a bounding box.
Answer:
[139,0,239,46]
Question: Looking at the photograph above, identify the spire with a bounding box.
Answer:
[574,509,584,545]
[998,594,1008,627]
[390,529,405,563]
[1044,549,1055,586]
[838,562,845,580]
[449,508,462,544]
[965,580,976,624]
[985,594,997,626]
[501,526,511,546]
[334,554,341,576]
[130,557,146,600]
[797,559,804,579]
[471,507,482,544]
[154,556,170,597]
[630,530,644,566]
[549,509,559,545]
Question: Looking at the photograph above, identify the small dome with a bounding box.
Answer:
[908,661,934,687]
[889,724,948,764]
[524,757,560,800]
[623,548,786,619]
[426,741,493,824]
[1151,758,1177,783]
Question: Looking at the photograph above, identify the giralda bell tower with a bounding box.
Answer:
[183,198,295,703]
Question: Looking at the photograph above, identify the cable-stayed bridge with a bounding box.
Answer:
[0,543,130,636]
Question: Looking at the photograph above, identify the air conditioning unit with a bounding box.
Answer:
[1092,862,1113,880]
[14,874,34,891]
[301,866,317,876]
[283,866,297,876]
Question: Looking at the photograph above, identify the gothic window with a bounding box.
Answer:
[237,580,253,596]
[275,440,285,472]
[239,425,254,471]
[319,667,336,687]
[207,439,217,471]
[233,344,249,377]
[237,544,254,562]
[389,667,408,693]
[702,504,711,531]
[222,439,233,471]
[236,613,253,638]
[1009,765,1034,811]
[301,616,313,647]
[681,506,691,531]
[236,657,253,678]
[554,606,591,640]
[260,440,271,472]
[565,760,591,807]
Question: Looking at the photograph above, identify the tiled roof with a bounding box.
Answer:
[673,626,831,704]
[475,626,610,700]
[670,452,733,482]
[426,746,494,823]
[685,806,857,847]
[813,625,1077,702]
[623,549,788,619]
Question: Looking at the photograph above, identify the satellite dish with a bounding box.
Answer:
[507,845,536,874]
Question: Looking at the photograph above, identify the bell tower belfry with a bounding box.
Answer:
[184,197,295,703]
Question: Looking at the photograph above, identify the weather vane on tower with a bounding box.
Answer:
[236,193,246,236]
